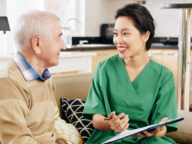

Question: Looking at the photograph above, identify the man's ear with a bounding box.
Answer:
[143,31,150,42]
[32,36,41,54]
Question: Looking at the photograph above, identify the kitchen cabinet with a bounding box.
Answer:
[80,49,118,71]
[148,49,163,64]
[80,50,105,71]
[162,49,178,96]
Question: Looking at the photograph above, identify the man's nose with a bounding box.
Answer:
[61,39,66,50]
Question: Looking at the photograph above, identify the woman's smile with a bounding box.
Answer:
[118,46,128,53]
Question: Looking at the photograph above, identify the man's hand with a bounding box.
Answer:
[131,117,168,138]
[108,111,129,132]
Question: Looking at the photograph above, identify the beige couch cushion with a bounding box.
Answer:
[166,110,192,144]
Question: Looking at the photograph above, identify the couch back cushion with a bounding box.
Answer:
[52,72,93,118]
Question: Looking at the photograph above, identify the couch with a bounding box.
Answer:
[52,72,192,144]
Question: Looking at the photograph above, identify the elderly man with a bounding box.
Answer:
[0,10,67,144]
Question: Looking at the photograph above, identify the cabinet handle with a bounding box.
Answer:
[148,50,162,54]
[163,51,175,55]
[98,53,104,56]
[152,51,162,54]
[105,53,110,55]
[148,53,152,56]
[147,51,162,56]
[163,51,178,57]
[174,52,178,57]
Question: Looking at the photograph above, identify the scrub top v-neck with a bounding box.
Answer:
[83,54,178,144]
[123,57,151,84]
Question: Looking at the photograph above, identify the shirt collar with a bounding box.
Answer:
[14,52,51,82]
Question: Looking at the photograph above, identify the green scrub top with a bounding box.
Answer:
[83,54,178,144]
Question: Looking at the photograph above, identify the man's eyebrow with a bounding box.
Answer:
[113,28,131,31]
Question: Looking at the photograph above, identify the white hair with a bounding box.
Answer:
[14,10,60,51]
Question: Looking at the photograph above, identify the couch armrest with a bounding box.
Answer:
[166,110,192,143]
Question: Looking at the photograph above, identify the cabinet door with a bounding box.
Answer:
[103,49,118,59]
[162,49,178,101]
[148,49,163,64]
[81,49,118,72]
[81,50,105,71]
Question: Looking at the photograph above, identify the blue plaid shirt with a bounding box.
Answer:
[14,52,51,82]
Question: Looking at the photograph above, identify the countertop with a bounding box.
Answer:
[59,52,96,58]
[0,52,97,59]
[64,43,181,51]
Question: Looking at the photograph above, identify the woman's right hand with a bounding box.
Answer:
[108,111,129,132]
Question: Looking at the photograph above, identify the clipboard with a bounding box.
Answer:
[102,117,184,144]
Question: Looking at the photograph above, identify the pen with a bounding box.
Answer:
[104,116,125,121]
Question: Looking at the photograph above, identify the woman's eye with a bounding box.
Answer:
[113,33,117,36]
[123,33,129,35]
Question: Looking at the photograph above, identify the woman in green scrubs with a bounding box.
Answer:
[83,3,177,144]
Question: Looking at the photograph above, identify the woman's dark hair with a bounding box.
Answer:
[115,3,155,51]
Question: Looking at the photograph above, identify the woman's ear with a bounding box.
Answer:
[143,31,150,42]
[32,36,41,54]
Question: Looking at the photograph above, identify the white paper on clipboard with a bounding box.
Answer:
[102,117,184,144]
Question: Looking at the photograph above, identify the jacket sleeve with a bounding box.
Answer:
[0,78,38,144]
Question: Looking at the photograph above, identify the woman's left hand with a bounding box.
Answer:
[131,117,168,138]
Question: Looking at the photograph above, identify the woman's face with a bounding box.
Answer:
[113,16,148,60]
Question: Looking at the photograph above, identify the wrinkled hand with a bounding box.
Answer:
[108,111,129,132]
[132,117,168,137]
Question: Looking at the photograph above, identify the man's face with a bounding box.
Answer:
[40,21,66,68]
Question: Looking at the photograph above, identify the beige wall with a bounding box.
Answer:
[84,0,192,37]
[84,0,134,37]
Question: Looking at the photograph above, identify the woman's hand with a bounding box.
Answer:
[131,117,168,138]
[108,111,129,132]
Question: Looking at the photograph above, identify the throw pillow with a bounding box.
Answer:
[61,98,95,143]
[54,100,83,144]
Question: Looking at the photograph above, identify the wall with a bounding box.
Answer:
[44,0,85,36]
[3,0,192,37]
[76,0,85,36]
[6,0,43,30]
[0,0,43,55]
[0,0,6,16]
[44,0,76,27]
[84,0,135,37]
[145,0,192,37]
[84,0,192,37]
